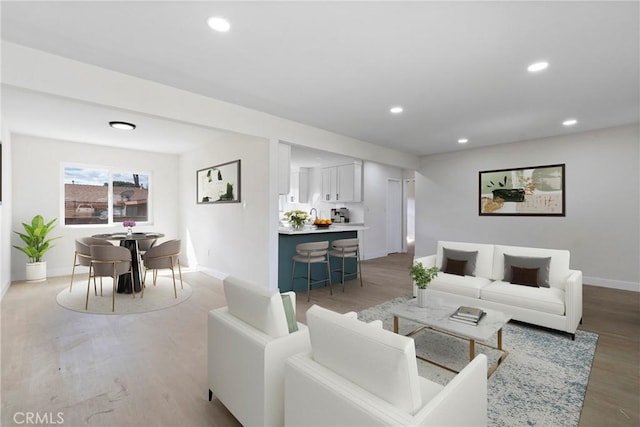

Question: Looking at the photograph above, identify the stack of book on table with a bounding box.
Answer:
[449,306,486,326]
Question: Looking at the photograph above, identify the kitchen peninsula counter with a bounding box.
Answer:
[278,224,366,235]
[278,225,367,292]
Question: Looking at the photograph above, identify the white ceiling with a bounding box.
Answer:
[1,1,639,158]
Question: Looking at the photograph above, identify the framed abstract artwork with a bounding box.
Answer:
[479,164,565,216]
[197,159,241,204]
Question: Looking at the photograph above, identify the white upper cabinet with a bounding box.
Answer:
[289,168,309,203]
[278,143,291,195]
[321,161,362,202]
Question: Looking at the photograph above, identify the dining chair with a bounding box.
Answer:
[329,238,363,290]
[86,245,134,312]
[290,241,332,302]
[136,238,157,256]
[141,239,183,298]
[70,237,112,293]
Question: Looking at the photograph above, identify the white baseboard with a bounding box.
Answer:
[583,276,640,292]
[196,265,227,282]
[363,250,392,261]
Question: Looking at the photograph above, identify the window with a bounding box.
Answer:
[63,165,150,226]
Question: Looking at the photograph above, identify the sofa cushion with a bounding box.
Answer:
[480,281,565,315]
[428,273,493,298]
[436,241,495,278]
[441,248,478,276]
[510,266,540,287]
[503,254,551,287]
[444,258,467,276]
[223,276,290,338]
[306,305,423,415]
[493,245,570,289]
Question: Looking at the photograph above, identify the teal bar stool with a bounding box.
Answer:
[291,241,332,301]
[329,238,363,290]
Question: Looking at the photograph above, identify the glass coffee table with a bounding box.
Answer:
[391,297,511,377]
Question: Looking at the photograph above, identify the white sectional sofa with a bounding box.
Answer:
[414,241,583,339]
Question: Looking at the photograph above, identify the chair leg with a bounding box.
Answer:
[341,256,346,291]
[177,259,184,289]
[170,265,178,299]
[112,275,116,313]
[70,254,78,292]
[85,265,93,310]
[307,261,312,302]
[326,260,333,296]
[358,253,363,287]
[153,269,158,286]
[290,260,297,293]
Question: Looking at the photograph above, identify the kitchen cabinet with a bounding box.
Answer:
[278,142,291,195]
[289,168,309,203]
[321,161,362,202]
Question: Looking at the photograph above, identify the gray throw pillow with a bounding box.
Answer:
[441,248,478,276]
[503,254,551,287]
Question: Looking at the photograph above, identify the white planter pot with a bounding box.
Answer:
[25,261,47,282]
[417,288,428,307]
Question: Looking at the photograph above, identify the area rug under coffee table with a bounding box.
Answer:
[357,296,598,427]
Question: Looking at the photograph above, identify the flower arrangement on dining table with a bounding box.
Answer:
[284,210,310,230]
[123,220,136,235]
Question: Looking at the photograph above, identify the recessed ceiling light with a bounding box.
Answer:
[109,121,136,130]
[562,119,578,126]
[458,138,469,144]
[207,16,231,32]
[527,61,549,72]
[390,106,403,114]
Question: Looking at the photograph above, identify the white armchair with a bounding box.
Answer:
[208,276,310,427]
[285,305,488,427]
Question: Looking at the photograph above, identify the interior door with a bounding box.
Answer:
[386,178,403,254]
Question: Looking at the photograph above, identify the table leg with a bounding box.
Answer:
[117,240,142,293]
[469,339,475,361]
[497,328,503,350]
[393,316,399,333]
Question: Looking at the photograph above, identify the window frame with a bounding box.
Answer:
[61,162,152,228]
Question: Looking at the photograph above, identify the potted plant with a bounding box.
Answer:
[409,261,439,307]
[284,210,310,230]
[13,215,60,282]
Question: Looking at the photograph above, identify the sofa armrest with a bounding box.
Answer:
[412,354,487,426]
[414,255,437,268]
[564,270,583,334]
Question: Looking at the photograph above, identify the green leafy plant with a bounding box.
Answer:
[409,262,439,289]
[13,215,60,263]
[284,210,310,229]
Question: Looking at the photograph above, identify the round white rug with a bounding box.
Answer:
[56,276,193,314]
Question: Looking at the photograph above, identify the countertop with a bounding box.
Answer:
[278,224,367,235]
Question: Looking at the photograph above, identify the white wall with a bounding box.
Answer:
[10,134,180,281]
[179,132,273,286]
[0,129,12,297]
[415,124,640,291]
[362,161,405,260]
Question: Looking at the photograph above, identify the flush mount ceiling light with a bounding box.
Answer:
[207,16,231,32]
[458,138,469,144]
[527,61,549,72]
[109,121,136,130]
[389,106,403,114]
[562,119,578,126]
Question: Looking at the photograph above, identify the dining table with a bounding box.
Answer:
[91,232,165,294]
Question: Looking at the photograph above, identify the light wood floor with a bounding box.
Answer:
[1,251,638,426]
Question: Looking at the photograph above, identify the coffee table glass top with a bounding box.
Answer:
[391,297,512,342]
